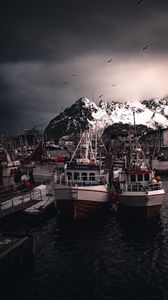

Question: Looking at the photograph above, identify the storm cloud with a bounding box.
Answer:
[1,0,168,133]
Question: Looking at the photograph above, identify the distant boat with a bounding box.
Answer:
[0,147,34,198]
[54,130,112,220]
[0,147,21,186]
[27,138,70,184]
[15,145,35,160]
[151,153,168,174]
[116,137,165,219]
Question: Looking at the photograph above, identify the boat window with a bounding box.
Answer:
[137,174,143,181]
[89,173,95,181]
[82,173,87,181]
[132,185,138,191]
[10,169,14,175]
[144,174,149,181]
[67,172,72,180]
[74,172,80,180]
[130,174,136,182]
[128,185,131,191]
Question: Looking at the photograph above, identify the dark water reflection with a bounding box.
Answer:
[1,177,168,300]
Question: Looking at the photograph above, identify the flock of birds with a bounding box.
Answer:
[62,0,149,101]
[135,0,144,6]
[63,37,149,87]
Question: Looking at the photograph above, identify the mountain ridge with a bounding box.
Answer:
[46,96,168,140]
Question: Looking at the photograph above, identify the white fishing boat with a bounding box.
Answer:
[117,138,165,219]
[54,130,111,220]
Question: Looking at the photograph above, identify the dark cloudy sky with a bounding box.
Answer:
[1,0,168,134]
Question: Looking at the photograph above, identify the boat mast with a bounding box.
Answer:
[69,132,85,163]
[85,131,89,160]
[95,124,98,160]
[133,110,140,162]
[133,110,138,151]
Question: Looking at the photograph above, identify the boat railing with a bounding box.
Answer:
[121,182,163,192]
[56,173,108,186]
[146,182,163,191]
[0,187,46,217]
[66,174,107,186]
[0,188,45,204]
[122,183,145,192]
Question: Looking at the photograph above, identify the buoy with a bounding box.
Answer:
[25,181,31,188]
[151,178,157,183]
[155,176,161,182]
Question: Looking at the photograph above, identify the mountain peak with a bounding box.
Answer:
[46,97,168,140]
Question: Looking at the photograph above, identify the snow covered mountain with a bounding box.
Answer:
[46,97,168,140]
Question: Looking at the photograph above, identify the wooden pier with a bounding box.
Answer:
[0,187,46,219]
[0,234,35,265]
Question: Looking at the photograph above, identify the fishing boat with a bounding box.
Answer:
[54,130,111,220]
[0,147,34,199]
[28,137,70,184]
[0,147,21,186]
[116,136,165,219]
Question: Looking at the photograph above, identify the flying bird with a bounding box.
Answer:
[72,74,77,76]
[142,44,149,51]
[99,95,103,98]
[106,59,112,63]
[63,81,68,84]
[135,0,144,6]
[112,84,116,87]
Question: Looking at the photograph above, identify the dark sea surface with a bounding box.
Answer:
[1,176,168,300]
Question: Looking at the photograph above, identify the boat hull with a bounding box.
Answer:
[118,190,165,219]
[55,185,110,220]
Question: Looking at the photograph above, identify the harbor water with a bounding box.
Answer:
[1,176,168,300]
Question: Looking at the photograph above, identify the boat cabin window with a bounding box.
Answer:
[74,172,80,180]
[10,169,17,175]
[89,173,95,181]
[82,173,87,181]
[130,174,136,182]
[144,174,150,181]
[67,172,72,180]
[137,174,143,181]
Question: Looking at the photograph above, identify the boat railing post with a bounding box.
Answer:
[30,189,32,201]
[11,194,14,211]
[40,190,42,201]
